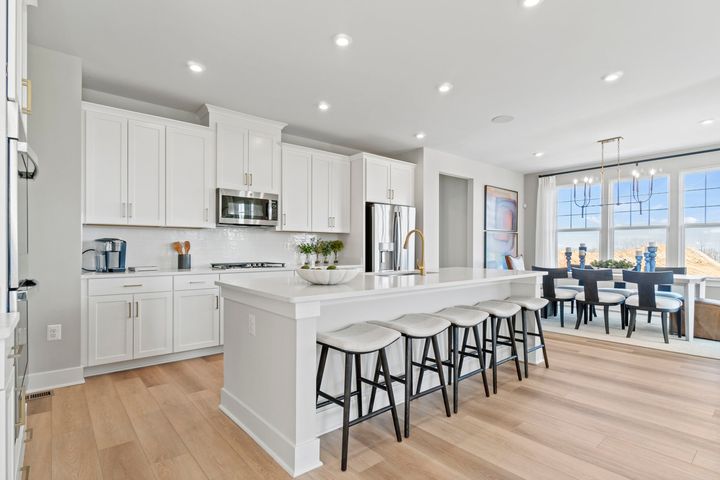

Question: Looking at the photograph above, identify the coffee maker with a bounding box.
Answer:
[93,238,127,272]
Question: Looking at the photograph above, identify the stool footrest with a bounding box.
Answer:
[349,404,395,427]
[457,366,487,381]
[316,389,359,409]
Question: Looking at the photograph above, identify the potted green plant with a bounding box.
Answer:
[330,240,345,264]
[313,239,324,266]
[319,240,333,265]
[297,242,314,268]
[590,259,635,270]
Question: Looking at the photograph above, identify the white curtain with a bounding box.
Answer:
[535,176,557,267]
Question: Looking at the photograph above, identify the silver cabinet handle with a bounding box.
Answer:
[188,281,207,284]
[215,295,220,310]
[282,213,286,226]
[244,173,248,185]
[249,173,253,186]
[123,284,143,288]
[128,202,134,218]
[136,301,140,317]
[204,207,209,222]
[122,202,127,217]
[128,301,132,318]
[387,189,391,199]
[391,189,395,200]
[7,344,24,359]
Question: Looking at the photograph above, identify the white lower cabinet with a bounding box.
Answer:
[134,292,173,358]
[174,288,220,352]
[89,294,134,365]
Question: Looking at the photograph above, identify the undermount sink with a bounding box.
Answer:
[374,270,437,277]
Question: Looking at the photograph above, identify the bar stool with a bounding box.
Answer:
[316,323,402,471]
[431,307,490,413]
[463,300,522,394]
[501,297,550,378]
[368,314,451,438]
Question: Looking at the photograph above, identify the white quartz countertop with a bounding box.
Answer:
[81,265,362,279]
[0,312,20,340]
[217,267,543,304]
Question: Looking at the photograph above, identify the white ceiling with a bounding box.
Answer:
[29,0,720,173]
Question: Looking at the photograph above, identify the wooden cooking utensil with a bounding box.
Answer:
[172,242,183,255]
[184,241,191,255]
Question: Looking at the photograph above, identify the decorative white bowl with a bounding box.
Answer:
[296,268,360,285]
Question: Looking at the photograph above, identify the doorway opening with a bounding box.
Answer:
[439,174,472,268]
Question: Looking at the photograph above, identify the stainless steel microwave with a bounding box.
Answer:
[216,189,279,227]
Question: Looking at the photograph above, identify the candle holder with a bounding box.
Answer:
[643,250,650,272]
[578,244,587,269]
[564,250,573,273]
[647,245,658,272]
[635,252,643,272]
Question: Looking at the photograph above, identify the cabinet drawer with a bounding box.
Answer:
[88,276,173,296]
[174,274,220,291]
[4,334,13,389]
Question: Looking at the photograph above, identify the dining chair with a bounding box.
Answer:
[622,270,682,343]
[645,267,685,336]
[571,268,626,334]
[532,266,577,327]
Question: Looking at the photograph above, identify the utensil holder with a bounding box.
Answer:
[178,254,191,270]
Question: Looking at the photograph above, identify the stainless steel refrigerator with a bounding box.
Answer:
[366,203,416,272]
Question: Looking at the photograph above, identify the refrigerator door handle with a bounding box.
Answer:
[392,210,401,271]
[8,140,19,290]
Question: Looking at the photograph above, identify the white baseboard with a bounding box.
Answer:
[27,366,85,393]
[84,346,223,377]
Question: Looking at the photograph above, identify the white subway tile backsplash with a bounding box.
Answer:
[82,225,341,270]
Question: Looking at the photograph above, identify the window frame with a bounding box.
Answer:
[556,183,602,267]
[680,166,720,275]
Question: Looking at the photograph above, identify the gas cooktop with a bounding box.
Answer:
[210,262,286,270]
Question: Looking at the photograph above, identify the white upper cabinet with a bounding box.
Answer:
[128,120,165,226]
[281,145,312,231]
[311,153,332,232]
[330,158,351,232]
[312,152,351,233]
[361,154,415,206]
[166,125,214,228]
[200,105,286,194]
[84,109,128,224]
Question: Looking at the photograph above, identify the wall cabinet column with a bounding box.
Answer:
[128,120,165,226]
[281,145,312,231]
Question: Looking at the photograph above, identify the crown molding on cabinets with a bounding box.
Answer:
[197,104,287,131]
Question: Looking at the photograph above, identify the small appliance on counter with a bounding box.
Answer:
[83,238,127,272]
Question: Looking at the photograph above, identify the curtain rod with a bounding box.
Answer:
[537,146,720,178]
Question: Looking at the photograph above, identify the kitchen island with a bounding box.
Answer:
[216,267,544,476]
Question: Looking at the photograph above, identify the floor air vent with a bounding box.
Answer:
[26,390,53,400]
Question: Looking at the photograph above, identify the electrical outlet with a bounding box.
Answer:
[248,314,256,336]
[47,324,62,341]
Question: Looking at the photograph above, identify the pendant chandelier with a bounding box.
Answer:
[572,136,656,217]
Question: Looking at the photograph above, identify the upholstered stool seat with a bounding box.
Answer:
[318,323,401,353]
[656,291,684,301]
[557,285,584,292]
[503,296,549,311]
[553,289,578,300]
[500,297,550,379]
[598,287,637,298]
[371,313,450,338]
[472,300,521,318]
[434,307,489,327]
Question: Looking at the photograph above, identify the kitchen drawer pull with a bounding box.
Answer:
[22,78,32,115]
[136,301,140,317]
[24,427,33,443]
[215,295,220,310]
[123,284,143,288]
[128,302,132,318]
[188,281,207,284]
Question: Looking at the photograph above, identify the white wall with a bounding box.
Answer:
[418,148,525,271]
[439,175,471,268]
[82,226,338,270]
[27,46,83,376]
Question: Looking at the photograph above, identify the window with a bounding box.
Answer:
[683,169,720,275]
[611,176,669,266]
[556,184,601,267]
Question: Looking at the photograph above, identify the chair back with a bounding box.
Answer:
[572,268,612,303]
[655,267,686,292]
[505,255,525,271]
[622,270,674,309]
[531,266,569,299]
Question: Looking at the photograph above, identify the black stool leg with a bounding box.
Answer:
[379,348,402,443]
[677,308,683,338]
[472,324,490,397]
[535,310,549,368]
[367,354,382,413]
[404,336,412,438]
[354,354,363,418]
[341,353,353,471]
[431,335,451,417]
[458,327,470,375]
[603,305,610,334]
[509,316,522,381]
[316,345,329,403]
[571,300,574,314]
[415,338,431,395]
[520,308,529,378]
[452,325,459,413]
[626,308,636,338]
[491,316,498,394]
[575,301,583,329]
[661,312,669,344]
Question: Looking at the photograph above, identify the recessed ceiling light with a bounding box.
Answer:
[317,101,331,112]
[491,115,515,124]
[533,152,545,157]
[187,61,205,73]
[415,132,426,140]
[437,82,454,94]
[602,71,624,83]
[521,0,544,7]
[699,118,715,126]
[333,33,352,48]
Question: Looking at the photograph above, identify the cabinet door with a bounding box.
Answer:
[4,371,16,480]
[88,294,133,366]
[311,154,332,232]
[247,131,276,193]
[84,110,128,224]
[280,146,311,231]
[365,157,391,204]
[390,162,416,207]
[134,292,173,358]
[216,123,247,190]
[173,289,219,352]
[329,158,351,233]
[128,120,165,226]
[166,125,214,228]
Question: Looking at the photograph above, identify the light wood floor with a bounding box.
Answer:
[23,333,720,479]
